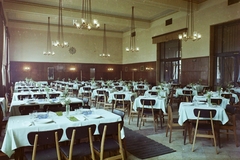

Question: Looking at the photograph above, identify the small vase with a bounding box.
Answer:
[207,97,211,106]
[66,105,70,117]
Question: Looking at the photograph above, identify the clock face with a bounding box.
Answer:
[69,47,76,54]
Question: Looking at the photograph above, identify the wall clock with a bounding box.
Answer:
[69,47,76,54]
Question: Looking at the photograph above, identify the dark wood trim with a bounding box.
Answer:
[152,28,187,44]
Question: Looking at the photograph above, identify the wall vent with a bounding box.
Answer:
[165,18,172,26]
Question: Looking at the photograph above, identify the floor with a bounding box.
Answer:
[1,104,240,160]
[124,104,240,160]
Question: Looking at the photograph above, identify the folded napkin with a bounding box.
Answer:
[68,116,79,122]
[56,112,63,116]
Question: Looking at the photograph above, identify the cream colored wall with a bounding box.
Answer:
[122,0,240,63]
[8,0,240,64]
[9,27,123,64]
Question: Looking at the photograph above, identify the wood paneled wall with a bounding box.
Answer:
[181,57,209,86]
[11,58,209,87]
[10,61,157,85]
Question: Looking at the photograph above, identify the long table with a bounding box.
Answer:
[10,97,83,116]
[1,109,122,158]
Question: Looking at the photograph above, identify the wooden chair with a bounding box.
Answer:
[19,105,41,115]
[182,90,193,102]
[93,122,125,160]
[166,104,186,143]
[24,128,63,160]
[103,92,112,111]
[96,90,106,108]
[112,109,127,159]
[60,125,96,160]
[138,99,159,132]
[115,86,123,91]
[128,95,138,125]
[218,105,239,148]
[191,109,218,154]
[113,94,128,114]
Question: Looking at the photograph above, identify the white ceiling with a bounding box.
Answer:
[3,0,207,33]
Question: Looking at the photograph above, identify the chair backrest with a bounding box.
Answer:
[66,124,96,140]
[98,121,120,137]
[19,105,41,115]
[137,85,144,89]
[193,109,216,118]
[112,109,125,125]
[83,87,91,91]
[49,93,60,99]
[115,86,123,91]
[18,94,32,100]
[210,98,222,105]
[97,90,105,95]
[225,105,236,114]
[183,90,192,95]
[33,94,46,99]
[70,102,83,111]
[43,104,65,112]
[114,94,125,100]
[27,128,63,160]
[140,99,156,106]
[221,93,232,99]
[149,91,158,95]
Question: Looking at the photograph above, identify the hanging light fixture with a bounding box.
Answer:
[178,0,201,41]
[126,6,139,52]
[52,0,69,48]
[99,24,110,57]
[73,0,100,30]
[43,17,55,55]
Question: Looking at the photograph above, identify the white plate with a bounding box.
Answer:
[197,102,206,104]
[35,119,53,124]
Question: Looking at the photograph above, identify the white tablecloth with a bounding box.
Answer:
[178,102,229,126]
[132,96,166,114]
[12,91,61,101]
[1,109,122,158]
[192,95,229,109]
[10,97,82,116]
[175,88,198,97]
[144,90,167,98]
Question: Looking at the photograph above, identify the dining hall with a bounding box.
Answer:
[0,0,240,159]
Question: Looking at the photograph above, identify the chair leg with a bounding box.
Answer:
[234,129,239,147]
[192,128,197,152]
[169,127,172,143]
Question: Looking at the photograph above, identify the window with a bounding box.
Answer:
[158,39,181,83]
[214,19,240,87]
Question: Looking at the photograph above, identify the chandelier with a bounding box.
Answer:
[73,0,100,30]
[99,24,110,57]
[126,6,139,52]
[178,0,201,41]
[43,17,55,55]
[52,0,69,48]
